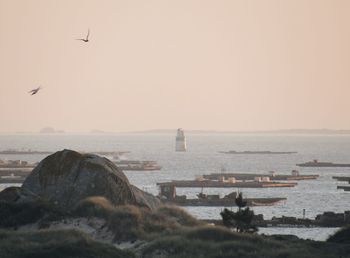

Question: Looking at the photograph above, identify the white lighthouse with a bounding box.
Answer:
[175,128,187,152]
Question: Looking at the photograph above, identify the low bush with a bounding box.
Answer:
[221,207,257,233]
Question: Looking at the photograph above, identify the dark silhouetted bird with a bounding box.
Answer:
[28,87,41,95]
[76,29,90,42]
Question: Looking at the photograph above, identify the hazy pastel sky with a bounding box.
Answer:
[0,0,349,133]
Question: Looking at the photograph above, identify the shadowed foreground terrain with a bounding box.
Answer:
[0,198,350,258]
[0,229,134,258]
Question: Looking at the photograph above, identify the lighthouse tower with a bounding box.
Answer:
[175,128,187,152]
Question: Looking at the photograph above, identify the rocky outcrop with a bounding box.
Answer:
[19,149,160,211]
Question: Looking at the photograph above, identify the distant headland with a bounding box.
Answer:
[128,128,350,135]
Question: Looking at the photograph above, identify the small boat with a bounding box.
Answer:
[160,190,286,207]
[114,160,161,171]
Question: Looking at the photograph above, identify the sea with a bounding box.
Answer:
[1,133,349,241]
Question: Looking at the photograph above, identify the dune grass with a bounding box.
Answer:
[2,196,350,258]
[73,196,115,219]
[73,197,203,241]
[0,229,134,258]
[107,205,142,241]
[0,196,203,241]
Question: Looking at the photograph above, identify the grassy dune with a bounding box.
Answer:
[0,229,134,258]
[1,197,350,257]
[73,196,203,241]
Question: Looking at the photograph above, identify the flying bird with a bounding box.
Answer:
[76,29,90,42]
[28,86,41,96]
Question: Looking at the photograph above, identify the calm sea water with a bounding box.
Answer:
[1,133,349,240]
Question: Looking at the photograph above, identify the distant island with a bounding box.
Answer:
[39,127,65,134]
[90,129,107,134]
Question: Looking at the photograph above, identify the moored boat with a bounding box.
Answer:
[297,160,350,167]
[114,160,162,171]
[220,150,297,154]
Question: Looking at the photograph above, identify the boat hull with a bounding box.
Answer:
[297,164,350,167]
[163,197,286,207]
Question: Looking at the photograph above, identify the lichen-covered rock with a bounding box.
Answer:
[19,149,160,211]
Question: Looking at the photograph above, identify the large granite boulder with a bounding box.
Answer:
[19,149,160,211]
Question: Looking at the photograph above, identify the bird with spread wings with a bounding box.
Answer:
[28,86,41,95]
[76,29,90,42]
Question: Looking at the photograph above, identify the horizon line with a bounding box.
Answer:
[1,128,350,135]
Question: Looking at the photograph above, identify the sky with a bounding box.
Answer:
[0,0,349,133]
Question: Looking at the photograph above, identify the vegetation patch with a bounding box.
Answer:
[72,197,203,241]
[140,226,350,258]
[0,200,59,228]
[73,196,115,218]
[2,196,350,258]
[107,205,142,241]
[156,205,201,227]
[327,226,350,244]
[0,229,134,258]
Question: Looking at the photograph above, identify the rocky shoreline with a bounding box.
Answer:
[205,211,350,228]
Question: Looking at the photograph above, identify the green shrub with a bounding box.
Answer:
[220,207,257,233]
